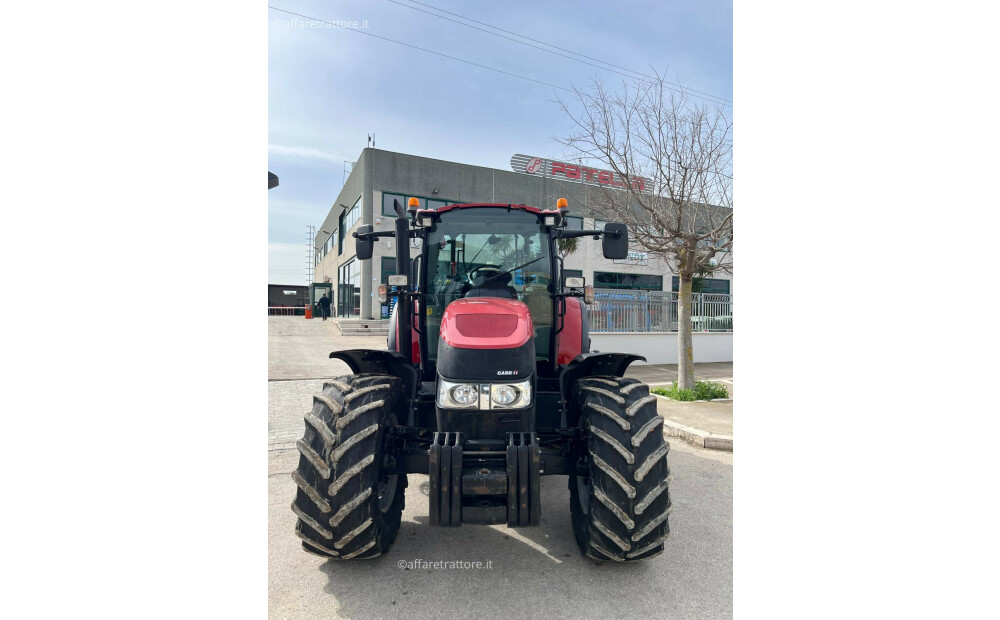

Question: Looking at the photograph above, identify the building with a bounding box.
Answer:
[312,148,733,323]
[268,284,308,308]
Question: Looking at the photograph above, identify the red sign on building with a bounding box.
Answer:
[510,154,652,193]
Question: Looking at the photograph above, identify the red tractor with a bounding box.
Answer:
[291,198,671,562]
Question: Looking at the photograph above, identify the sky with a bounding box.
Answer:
[268,0,732,285]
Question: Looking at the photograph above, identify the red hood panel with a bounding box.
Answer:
[440,298,533,350]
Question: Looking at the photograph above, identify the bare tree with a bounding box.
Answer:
[557,72,733,390]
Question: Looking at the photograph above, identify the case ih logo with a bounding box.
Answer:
[510,154,652,193]
[497,370,519,376]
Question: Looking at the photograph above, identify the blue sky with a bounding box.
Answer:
[268,0,732,284]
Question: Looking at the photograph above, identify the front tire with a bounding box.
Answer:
[569,376,672,561]
[291,373,407,560]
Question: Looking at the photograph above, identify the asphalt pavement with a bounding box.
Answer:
[267,317,733,619]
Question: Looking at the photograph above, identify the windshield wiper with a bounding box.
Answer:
[460,235,498,278]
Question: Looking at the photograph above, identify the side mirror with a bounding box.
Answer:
[602,223,628,259]
[355,225,374,260]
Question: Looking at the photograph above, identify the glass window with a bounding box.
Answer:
[566,216,583,230]
[339,199,360,255]
[345,198,361,230]
[424,208,553,362]
[337,259,362,317]
[594,219,608,230]
[383,193,401,216]
[381,257,396,284]
[595,271,662,291]
[384,193,456,216]
[672,277,730,294]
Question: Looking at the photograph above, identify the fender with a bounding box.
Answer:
[557,352,647,428]
[329,349,419,425]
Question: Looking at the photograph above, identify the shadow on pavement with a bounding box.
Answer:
[305,454,730,619]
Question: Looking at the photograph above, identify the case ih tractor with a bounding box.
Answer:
[291,198,671,562]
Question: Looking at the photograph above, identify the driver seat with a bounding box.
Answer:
[464,271,518,299]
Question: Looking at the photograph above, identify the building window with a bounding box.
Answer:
[383,193,401,217]
[381,257,396,284]
[383,192,454,217]
[339,198,361,255]
[594,271,663,291]
[671,277,730,294]
[337,259,361,317]
[566,216,583,230]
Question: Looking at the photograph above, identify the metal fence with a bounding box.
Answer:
[268,306,307,316]
[589,289,733,333]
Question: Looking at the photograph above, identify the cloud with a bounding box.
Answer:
[268,144,347,164]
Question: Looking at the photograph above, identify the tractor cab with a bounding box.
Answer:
[421,206,556,369]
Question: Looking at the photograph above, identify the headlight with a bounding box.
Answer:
[437,379,479,409]
[491,379,532,409]
[492,385,517,405]
[452,384,478,405]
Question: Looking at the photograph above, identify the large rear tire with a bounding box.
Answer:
[569,376,672,561]
[291,373,407,560]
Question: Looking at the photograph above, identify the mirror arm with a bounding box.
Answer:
[553,229,606,239]
[352,229,424,241]
[353,230,395,240]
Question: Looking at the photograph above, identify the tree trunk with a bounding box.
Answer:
[677,275,695,390]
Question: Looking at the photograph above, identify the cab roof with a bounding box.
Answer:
[417,203,558,216]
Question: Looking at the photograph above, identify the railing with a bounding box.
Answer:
[268,306,307,316]
[589,289,732,333]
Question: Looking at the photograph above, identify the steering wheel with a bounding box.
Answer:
[469,265,502,284]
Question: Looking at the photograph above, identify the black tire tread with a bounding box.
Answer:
[570,375,672,562]
[291,373,407,560]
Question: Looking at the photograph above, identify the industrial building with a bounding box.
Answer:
[311,148,733,323]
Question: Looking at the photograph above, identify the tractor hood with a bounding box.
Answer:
[437,298,535,382]
[439,298,533,350]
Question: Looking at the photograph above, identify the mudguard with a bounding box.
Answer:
[329,349,419,424]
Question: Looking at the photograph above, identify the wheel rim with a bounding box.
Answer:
[378,474,398,513]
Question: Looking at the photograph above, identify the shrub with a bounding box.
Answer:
[651,381,729,401]
[693,381,729,400]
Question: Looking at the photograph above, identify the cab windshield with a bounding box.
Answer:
[424,208,553,362]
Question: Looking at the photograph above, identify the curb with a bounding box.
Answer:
[652,393,733,452]
[661,419,733,452]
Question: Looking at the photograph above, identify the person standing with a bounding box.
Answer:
[318,293,331,320]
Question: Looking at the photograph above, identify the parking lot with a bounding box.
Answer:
[268,317,733,619]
